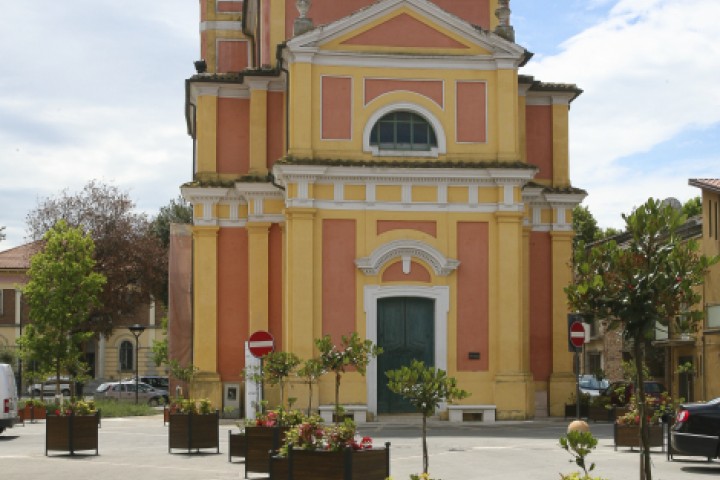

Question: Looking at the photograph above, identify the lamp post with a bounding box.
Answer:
[128,324,146,405]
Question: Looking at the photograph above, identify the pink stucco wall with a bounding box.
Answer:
[322,219,357,343]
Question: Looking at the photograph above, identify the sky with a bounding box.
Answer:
[1,0,719,249]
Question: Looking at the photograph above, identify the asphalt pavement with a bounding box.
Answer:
[0,414,716,479]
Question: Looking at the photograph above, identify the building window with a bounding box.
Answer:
[370,111,437,152]
[119,340,133,372]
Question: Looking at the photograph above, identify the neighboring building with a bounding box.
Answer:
[0,241,165,391]
[178,0,585,419]
[687,179,720,401]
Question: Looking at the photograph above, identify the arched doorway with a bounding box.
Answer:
[376,297,435,413]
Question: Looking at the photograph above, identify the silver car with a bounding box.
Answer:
[96,381,168,406]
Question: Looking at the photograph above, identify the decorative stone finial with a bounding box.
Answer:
[294,0,313,36]
[494,0,515,42]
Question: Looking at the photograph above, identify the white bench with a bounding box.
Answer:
[447,404,496,423]
[318,405,368,424]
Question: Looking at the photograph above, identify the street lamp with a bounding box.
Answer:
[128,324,146,405]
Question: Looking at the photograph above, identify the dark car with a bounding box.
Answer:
[602,381,666,406]
[671,397,720,460]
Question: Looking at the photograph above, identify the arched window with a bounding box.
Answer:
[370,111,437,152]
[119,340,133,372]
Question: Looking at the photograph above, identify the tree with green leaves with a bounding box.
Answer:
[262,351,301,410]
[151,195,193,248]
[26,181,166,337]
[386,360,469,475]
[0,225,5,243]
[19,221,106,397]
[682,196,702,218]
[566,198,718,480]
[316,332,382,418]
[297,358,325,416]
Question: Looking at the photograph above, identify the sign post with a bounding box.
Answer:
[569,319,586,419]
[245,331,274,420]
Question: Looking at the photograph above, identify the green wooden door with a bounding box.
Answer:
[377,297,434,413]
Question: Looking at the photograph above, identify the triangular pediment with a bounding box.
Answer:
[286,0,525,61]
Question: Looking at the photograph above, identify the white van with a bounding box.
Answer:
[0,363,19,434]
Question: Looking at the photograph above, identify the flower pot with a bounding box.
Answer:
[228,430,246,462]
[168,410,220,454]
[613,423,664,451]
[269,443,391,480]
[45,412,100,456]
[564,403,588,419]
[244,426,289,477]
[588,405,614,422]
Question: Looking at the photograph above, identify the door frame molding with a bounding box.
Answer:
[364,285,449,415]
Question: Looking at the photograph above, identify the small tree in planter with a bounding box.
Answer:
[386,360,469,475]
[262,351,301,410]
[297,358,325,416]
[316,332,382,420]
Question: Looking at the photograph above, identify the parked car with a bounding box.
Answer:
[578,375,609,397]
[96,381,168,406]
[125,376,168,391]
[27,376,72,397]
[671,397,720,460]
[601,380,666,406]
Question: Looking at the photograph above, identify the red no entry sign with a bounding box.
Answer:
[248,330,274,358]
[569,321,586,348]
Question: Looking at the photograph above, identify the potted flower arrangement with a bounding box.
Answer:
[587,395,614,422]
[242,405,307,477]
[19,399,47,423]
[269,418,390,480]
[167,398,219,454]
[45,399,100,456]
[564,392,590,419]
[613,396,664,451]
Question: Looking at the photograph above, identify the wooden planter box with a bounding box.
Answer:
[168,411,219,454]
[564,404,589,419]
[244,426,289,478]
[614,423,664,451]
[45,412,100,456]
[588,405,614,422]
[228,430,246,462]
[269,443,391,480]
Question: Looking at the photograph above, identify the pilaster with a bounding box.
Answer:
[196,93,218,175]
[247,222,271,333]
[284,207,316,361]
[249,80,269,174]
[496,68,519,161]
[192,226,219,374]
[551,102,570,187]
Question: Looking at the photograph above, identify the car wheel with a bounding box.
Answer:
[61,389,71,397]
[148,398,160,407]
[0,427,4,434]
[31,389,41,397]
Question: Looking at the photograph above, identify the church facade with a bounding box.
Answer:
[179,0,584,419]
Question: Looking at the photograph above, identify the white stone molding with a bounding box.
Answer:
[356,239,459,276]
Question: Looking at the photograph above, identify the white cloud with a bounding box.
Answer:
[522,0,720,227]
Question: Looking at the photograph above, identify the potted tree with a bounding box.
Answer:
[386,359,469,477]
[316,333,381,422]
[167,398,220,454]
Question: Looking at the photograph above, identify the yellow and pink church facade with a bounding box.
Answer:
[179,0,585,419]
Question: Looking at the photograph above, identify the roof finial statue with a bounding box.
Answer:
[494,0,515,42]
[294,0,314,36]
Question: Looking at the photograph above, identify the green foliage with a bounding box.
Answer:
[386,360,469,474]
[682,196,702,218]
[151,195,193,248]
[19,221,105,394]
[92,399,156,417]
[386,360,469,417]
[151,316,169,368]
[559,430,598,477]
[566,197,720,480]
[262,351,301,409]
[315,332,382,415]
[0,225,5,242]
[297,358,326,416]
[572,205,601,249]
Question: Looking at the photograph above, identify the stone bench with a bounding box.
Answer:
[318,404,368,424]
[447,404,496,423]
